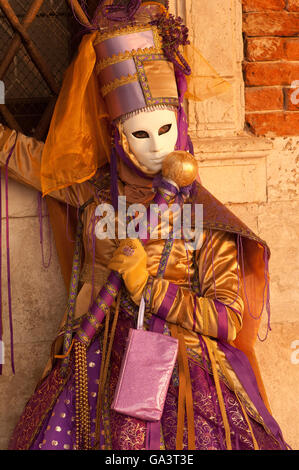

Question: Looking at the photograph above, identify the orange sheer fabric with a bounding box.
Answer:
[41,33,111,197]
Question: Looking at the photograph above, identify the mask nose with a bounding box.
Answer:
[150,133,162,152]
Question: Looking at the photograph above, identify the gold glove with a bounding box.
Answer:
[108,238,148,305]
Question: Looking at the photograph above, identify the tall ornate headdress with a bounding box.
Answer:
[41,1,230,196]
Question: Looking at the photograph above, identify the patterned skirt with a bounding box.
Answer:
[9,311,285,451]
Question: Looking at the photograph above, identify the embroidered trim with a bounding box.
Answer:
[143,275,154,317]
[86,312,102,330]
[116,104,177,124]
[76,329,91,346]
[119,288,139,318]
[134,54,179,107]
[94,25,161,48]
[104,279,120,298]
[202,221,269,248]
[95,46,162,74]
[95,297,110,316]
[100,73,138,97]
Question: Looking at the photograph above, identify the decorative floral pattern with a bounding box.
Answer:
[9,309,284,450]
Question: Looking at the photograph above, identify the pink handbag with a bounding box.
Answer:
[111,297,178,421]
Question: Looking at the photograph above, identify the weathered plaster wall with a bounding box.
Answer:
[0,178,67,450]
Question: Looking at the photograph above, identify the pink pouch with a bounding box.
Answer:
[111,297,178,421]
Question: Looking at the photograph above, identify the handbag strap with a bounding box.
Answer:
[136,295,145,330]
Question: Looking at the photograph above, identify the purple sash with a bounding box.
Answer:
[218,341,289,449]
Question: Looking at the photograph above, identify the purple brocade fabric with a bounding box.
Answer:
[9,310,284,451]
[162,361,282,451]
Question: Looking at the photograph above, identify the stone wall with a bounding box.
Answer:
[0,177,67,450]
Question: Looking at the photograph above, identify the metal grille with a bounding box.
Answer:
[0,1,170,138]
[0,0,87,138]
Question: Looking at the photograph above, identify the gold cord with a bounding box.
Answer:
[74,340,91,450]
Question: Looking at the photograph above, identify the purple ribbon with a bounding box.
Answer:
[218,340,289,449]
[146,421,161,451]
[150,282,179,335]
[214,299,228,341]
[152,174,194,199]
[1,137,18,375]
[75,271,122,344]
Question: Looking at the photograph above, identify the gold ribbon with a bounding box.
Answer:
[170,324,196,450]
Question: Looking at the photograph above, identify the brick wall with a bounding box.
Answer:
[242,0,299,136]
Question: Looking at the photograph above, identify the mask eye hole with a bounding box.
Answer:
[158,124,172,136]
[132,130,149,139]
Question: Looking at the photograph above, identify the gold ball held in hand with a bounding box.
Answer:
[162,151,198,187]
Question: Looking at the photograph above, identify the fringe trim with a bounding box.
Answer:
[207,228,272,342]
[115,104,177,124]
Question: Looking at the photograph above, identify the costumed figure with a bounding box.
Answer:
[0,1,290,451]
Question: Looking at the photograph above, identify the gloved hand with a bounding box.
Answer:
[108,238,149,305]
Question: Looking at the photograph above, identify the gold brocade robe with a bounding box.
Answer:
[0,126,275,439]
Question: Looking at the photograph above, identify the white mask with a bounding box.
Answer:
[122,109,178,173]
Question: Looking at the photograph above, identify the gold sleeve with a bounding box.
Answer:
[0,125,94,207]
[150,229,244,342]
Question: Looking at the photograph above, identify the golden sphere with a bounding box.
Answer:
[162,151,198,187]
